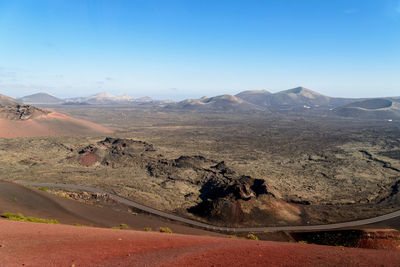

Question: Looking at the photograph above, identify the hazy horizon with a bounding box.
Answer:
[1,0,399,100]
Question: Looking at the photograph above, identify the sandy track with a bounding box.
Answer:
[1,220,400,267]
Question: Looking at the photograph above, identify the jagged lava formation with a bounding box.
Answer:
[76,137,302,226]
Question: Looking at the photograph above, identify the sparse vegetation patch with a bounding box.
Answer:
[38,186,48,192]
[246,233,259,240]
[1,212,59,224]
[159,227,172,233]
[112,223,130,230]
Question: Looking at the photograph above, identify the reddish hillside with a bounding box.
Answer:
[0,105,112,138]
[1,220,400,266]
[0,94,19,105]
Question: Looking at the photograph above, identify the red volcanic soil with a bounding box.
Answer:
[79,151,100,166]
[0,111,112,138]
[1,220,400,267]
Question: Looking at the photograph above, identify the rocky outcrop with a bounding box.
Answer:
[99,137,156,153]
[75,137,302,226]
[78,137,156,168]
[188,176,271,223]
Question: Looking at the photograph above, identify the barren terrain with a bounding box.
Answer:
[1,105,399,226]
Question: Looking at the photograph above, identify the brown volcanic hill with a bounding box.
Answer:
[235,90,271,107]
[171,94,266,112]
[0,94,19,105]
[269,87,332,108]
[17,92,64,105]
[334,99,400,120]
[0,103,112,138]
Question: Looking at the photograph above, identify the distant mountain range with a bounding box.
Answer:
[16,92,170,105]
[166,86,399,120]
[9,87,400,120]
[66,92,174,105]
[66,92,136,104]
[168,86,361,112]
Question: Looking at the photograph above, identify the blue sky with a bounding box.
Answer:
[0,0,399,100]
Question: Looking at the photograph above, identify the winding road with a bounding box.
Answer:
[19,182,400,233]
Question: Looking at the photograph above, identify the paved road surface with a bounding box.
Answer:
[19,182,400,233]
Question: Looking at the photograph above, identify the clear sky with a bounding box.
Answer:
[0,0,399,100]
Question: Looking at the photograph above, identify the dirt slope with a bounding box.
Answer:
[1,220,400,266]
[0,181,219,236]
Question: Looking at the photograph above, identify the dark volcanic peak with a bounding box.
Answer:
[18,92,64,105]
[276,86,322,96]
[267,86,356,110]
[273,86,330,102]
[0,94,19,105]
